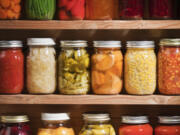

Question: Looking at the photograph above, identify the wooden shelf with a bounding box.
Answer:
[0,20,180,30]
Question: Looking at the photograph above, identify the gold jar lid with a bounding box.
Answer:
[160,39,180,46]
[1,115,29,123]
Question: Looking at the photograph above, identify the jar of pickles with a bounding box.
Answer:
[79,113,116,135]
[27,38,56,94]
[92,41,123,95]
[125,41,156,95]
[158,39,180,95]
[58,41,90,95]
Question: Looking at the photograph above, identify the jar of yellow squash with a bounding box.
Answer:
[125,41,156,95]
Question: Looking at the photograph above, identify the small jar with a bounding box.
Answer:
[0,41,24,94]
[58,41,90,95]
[92,41,123,95]
[125,41,156,95]
[155,116,180,135]
[27,38,56,94]
[119,116,153,135]
[79,113,116,135]
[158,39,180,95]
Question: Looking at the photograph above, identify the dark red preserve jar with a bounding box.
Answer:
[0,41,24,94]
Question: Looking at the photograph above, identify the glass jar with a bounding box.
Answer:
[158,39,180,95]
[125,41,156,95]
[0,115,31,135]
[27,38,56,94]
[155,116,180,135]
[0,41,24,94]
[38,113,75,135]
[86,0,119,20]
[58,0,85,20]
[119,116,153,135]
[149,0,172,20]
[79,113,116,135]
[92,41,123,95]
[58,41,90,95]
[119,0,144,20]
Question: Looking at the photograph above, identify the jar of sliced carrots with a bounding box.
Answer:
[91,41,123,95]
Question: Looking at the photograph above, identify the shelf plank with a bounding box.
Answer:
[0,20,180,30]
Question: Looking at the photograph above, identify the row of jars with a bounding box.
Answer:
[0,113,180,135]
[0,0,177,20]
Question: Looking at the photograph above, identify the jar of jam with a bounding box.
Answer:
[92,41,123,95]
[158,39,180,95]
[0,41,24,94]
[119,116,153,135]
[155,116,180,135]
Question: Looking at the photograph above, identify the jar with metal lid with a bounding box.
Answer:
[27,38,56,94]
[92,41,123,95]
[79,113,116,135]
[155,116,180,135]
[125,41,156,95]
[58,40,90,95]
[119,116,153,135]
[0,41,24,94]
[158,39,180,95]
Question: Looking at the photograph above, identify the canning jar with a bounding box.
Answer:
[38,113,75,135]
[158,39,180,95]
[92,41,123,95]
[155,116,180,135]
[27,38,56,94]
[58,0,85,20]
[119,0,144,20]
[86,0,119,20]
[0,115,31,135]
[125,41,156,95]
[79,113,116,135]
[58,41,90,95]
[0,41,24,94]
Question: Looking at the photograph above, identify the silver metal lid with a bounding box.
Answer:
[158,116,180,124]
[122,116,149,124]
[83,113,110,121]
[1,115,29,123]
[27,38,55,46]
[41,113,70,121]
[127,41,155,48]
[0,40,23,48]
[93,41,121,48]
[61,40,88,47]
[160,39,180,46]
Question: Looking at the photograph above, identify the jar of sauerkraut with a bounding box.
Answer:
[125,41,156,95]
[27,38,56,94]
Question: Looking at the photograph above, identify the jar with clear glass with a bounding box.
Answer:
[27,38,56,94]
[58,40,90,95]
[79,113,116,135]
[125,41,156,95]
[92,41,123,95]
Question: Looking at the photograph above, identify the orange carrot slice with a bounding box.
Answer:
[14,0,21,4]
[7,9,15,19]
[0,7,7,19]
[0,0,10,8]
[12,4,21,13]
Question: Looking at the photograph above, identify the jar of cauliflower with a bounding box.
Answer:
[125,41,156,95]
[27,38,56,94]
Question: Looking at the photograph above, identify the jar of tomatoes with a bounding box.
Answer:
[155,116,180,135]
[92,41,123,95]
[158,39,180,95]
[119,116,153,135]
[0,41,24,94]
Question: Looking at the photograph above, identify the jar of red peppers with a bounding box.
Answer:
[0,41,24,94]
[119,116,153,135]
[158,39,180,95]
[155,116,180,135]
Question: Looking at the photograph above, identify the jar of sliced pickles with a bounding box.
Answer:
[125,41,156,95]
[58,41,90,95]
[79,113,115,135]
[92,41,123,95]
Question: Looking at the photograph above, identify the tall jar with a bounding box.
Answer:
[79,113,116,135]
[0,41,24,94]
[92,41,123,95]
[58,41,90,95]
[158,39,180,95]
[125,41,156,95]
[119,116,153,135]
[27,38,56,94]
[38,113,75,135]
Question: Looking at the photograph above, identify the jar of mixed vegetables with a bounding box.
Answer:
[92,41,123,95]
[125,41,156,95]
[79,113,115,135]
[58,41,90,95]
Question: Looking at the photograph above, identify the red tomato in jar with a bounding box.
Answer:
[155,125,180,135]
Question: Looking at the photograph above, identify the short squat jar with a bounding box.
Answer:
[27,38,56,94]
